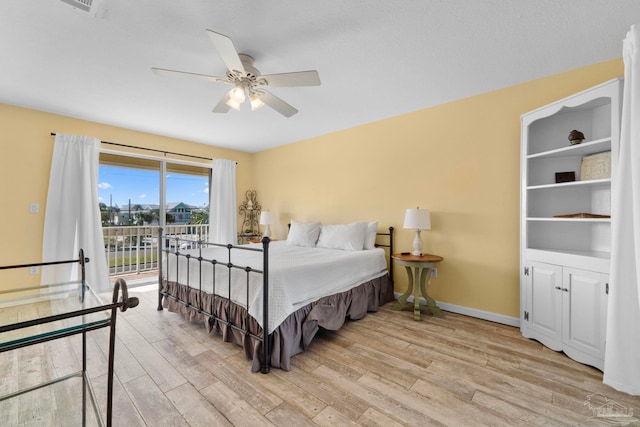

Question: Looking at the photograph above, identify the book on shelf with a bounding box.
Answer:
[552,213,611,218]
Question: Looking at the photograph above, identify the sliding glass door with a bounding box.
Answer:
[98,152,211,276]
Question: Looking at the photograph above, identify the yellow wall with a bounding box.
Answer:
[0,104,252,287]
[252,59,623,319]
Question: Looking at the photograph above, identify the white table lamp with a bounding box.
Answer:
[259,211,275,238]
[403,207,431,256]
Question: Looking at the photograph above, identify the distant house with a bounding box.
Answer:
[167,202,196,225]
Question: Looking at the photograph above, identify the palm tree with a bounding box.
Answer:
[136,212,154,226]
[190,210,209,225]
[99,202,120,226]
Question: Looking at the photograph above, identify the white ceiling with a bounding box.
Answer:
[1,1,639,153]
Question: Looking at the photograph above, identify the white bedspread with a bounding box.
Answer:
[163,241,387,333]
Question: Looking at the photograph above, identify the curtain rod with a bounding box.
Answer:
[50,132,214,162]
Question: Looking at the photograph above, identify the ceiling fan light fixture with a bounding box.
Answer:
[250,93,264,111]
[226,97,242,111]
[229,86,245,103]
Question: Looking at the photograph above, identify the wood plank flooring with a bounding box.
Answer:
[1,284,638,426]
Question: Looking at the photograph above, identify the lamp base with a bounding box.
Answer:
[412,229,423,256]
[264,225,271,238]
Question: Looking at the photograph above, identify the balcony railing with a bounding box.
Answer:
[103,224,208,276]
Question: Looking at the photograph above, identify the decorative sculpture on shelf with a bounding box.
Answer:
[568,129,585,145]
[238,190,261,237]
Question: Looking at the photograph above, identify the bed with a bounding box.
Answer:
[157,221,394,373]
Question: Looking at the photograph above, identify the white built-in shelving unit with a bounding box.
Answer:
[519,78,622,370]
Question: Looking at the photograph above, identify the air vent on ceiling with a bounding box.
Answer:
[59,0,93,13]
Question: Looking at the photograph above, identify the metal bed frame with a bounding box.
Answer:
[157,226,394,374]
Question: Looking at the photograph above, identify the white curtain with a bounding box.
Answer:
[41,133,109,291]
[208,159,237,244]
[603,25,640,395]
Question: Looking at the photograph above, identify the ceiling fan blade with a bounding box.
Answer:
[260,90,298,118]
[212,92,231,113]
[152,67,228,84]
[205,30,245,74]
[260,70,321,87]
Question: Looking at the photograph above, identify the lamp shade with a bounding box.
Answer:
[403,208,431,230]
[259,211,275,225]
[250,93,264,111]
[226,97,241,111]
[229,86,246,103]
[226,86,245,111]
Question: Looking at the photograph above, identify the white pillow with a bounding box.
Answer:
[364,221,378,250]
[286,220,321,247]
[316,222,368,251]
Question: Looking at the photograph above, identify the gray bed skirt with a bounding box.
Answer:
[162,272,393,372]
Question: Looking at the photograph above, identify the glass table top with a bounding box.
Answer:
[0,281,112,352]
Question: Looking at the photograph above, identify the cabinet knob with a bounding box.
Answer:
[562,287,569,292]
[555,286,562,290]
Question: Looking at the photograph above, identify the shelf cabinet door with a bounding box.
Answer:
[527,261,563,346]
[562,268,608,359]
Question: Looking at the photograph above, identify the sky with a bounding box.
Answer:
[98,165,209,209]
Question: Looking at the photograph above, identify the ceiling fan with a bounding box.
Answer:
[152,30,321,118]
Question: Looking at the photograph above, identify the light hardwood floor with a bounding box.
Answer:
[1,284,639,426]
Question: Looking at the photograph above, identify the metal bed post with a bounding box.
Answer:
[261,236,271,374]
[375,227,395,286]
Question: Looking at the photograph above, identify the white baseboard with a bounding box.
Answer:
[393,292,520,327]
